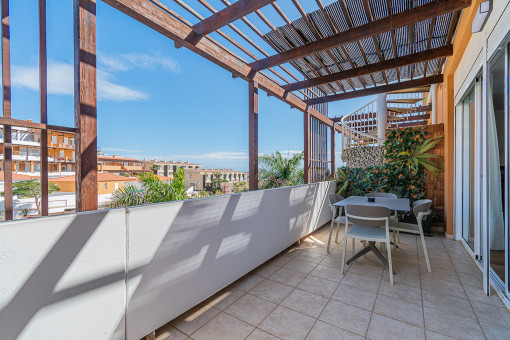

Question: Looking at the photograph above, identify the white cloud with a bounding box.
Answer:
[152,151,248,162]
[98,52,180,73]
[102,147,141,153]
[11,61,148,102]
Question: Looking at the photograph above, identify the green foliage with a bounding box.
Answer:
[211,172,228,193]
[1,179,60,215]
[106,168,187,208]
[259,151,304,189]
[337,127,443,203]
[233,181,248,193]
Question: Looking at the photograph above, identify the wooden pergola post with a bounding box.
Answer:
[330,126,335,178]
[74,0,98,211]
[248,81,258,191]
[304,111,310,184]
[39,0,49,216]
[2,0,12,220]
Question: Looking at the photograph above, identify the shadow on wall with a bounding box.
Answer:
[0,181,335,340]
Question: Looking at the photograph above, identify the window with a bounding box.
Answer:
[60,151,65,158]
[114,182,119,190]
[64,137,68,145]
[70,138,74,147]
[104,183,107,191]
[62,165,66,172]
[51,136,57,144]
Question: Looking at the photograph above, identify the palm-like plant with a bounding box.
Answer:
[259,151,304,189]
[396,135,444,179]
[106,169,187,208]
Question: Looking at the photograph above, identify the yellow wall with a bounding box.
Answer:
[435,0,483,236]
[52,180,131,194]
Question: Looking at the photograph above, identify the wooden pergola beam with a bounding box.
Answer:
[305,75,444,105]
[248,81,258,191]
[249,0,471,71]
[192,0,274,36]
[102,0,337,129]
[282,45,453,92]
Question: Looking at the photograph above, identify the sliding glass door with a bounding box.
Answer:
[487,43,509,295]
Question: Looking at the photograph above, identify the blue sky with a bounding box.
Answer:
[8,0,375,172]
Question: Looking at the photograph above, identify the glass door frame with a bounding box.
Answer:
[455,78,484,264]
[484,37,510,301]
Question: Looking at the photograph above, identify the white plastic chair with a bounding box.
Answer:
[341,205,393,284]
[366,192,399,244]
[327,195,352,252]
[389,199,433,272]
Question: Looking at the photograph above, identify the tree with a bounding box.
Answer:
[151,164,159,174]
[106,168,187,208]
[211,172,227,193]
[1,179,61,215]
[259,151,304,189]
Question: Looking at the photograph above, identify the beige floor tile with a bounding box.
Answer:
[246,329,281,340]
[309,264,344,283]
[319,254,345,269]
[462,283,497,306]
[280,289,329,318]
[155,323,188,340]
[423,306,485,340]
[347,259,384,279]
[305,320,363,340]
[250,279,294,304]
[269,268,307,287]
[425,330,457,340]
[452,262,479,275]
[283,259,318,275]
[297,275,339,298]
[342,271,382,293]
[206,287,245,311]
[422,290,476,320]
[191,312,254,340]
[233,274,265,292]
[224,293,277,326]
[471,301,510,328]
[252,264,281,278]
[480,322,510,340]
[419,267,460,284]
[332,284,377,311]
[366,313,425,340]
[382,269,420,288]
[294,251,326,265]
[269,256,292,267]
[420,276,467,299]
[318,300,371,336]
[457,272,482,287]
[171,304,220,336]
[378,280,422,305]
[373,294,424,327]
[259,306,316,340]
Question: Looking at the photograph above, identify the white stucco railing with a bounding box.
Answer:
[0,180,336,340]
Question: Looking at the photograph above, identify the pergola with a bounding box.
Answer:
[0,0,469,220]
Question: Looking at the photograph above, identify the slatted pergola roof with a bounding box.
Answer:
[104,0,468,109]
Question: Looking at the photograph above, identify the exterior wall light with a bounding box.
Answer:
[472,0,492,33]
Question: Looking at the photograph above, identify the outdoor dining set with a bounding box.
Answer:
[327,193,432,285]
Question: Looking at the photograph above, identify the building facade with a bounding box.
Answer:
[434,0,510,306]
[97,155,147,174]
[0,125,75,173]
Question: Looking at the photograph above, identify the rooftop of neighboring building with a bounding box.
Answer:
[0,171,39,181]
[50,173,138,182]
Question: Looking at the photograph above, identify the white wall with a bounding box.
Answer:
[0,181,335,340]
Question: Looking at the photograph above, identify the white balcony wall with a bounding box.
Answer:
[0,181,336,340]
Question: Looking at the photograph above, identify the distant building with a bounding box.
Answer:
[183,168,248,193]
[0,124,75,173]
[97,155,148,174]
[50,173,137,194]
[146,160,202,177]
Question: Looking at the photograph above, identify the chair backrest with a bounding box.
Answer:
[328,195,344,213]
[345,205,390,227]
[413,199,432,217]
[366,192,398,198]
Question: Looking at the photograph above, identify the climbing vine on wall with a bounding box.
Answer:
[337,127,429,202]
